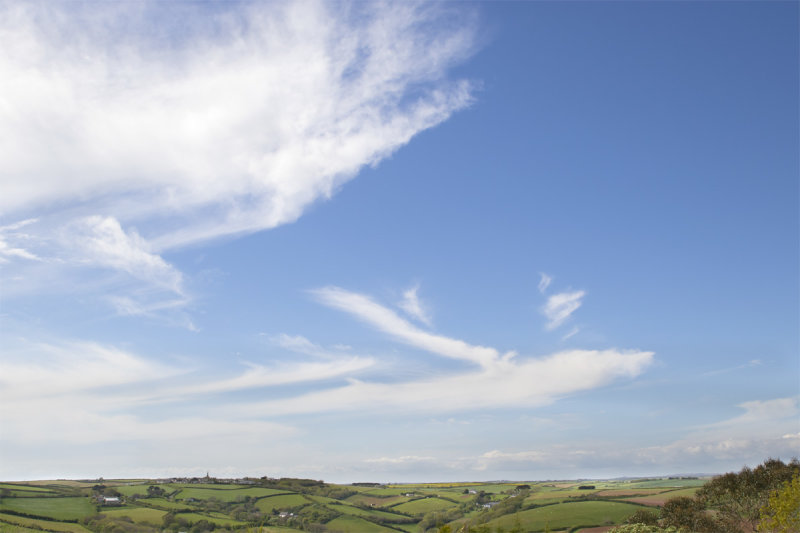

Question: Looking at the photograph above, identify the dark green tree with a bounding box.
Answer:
[626,509,660,526]
[660,496,714,532]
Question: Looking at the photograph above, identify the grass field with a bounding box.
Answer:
[137,497,196,510]
[485,500,645,531]
[0,484,56,494]
[101,506,167,524]
[175,487,289,502]
[324,514,400,533]
[468,484,519,494]
[360,487,415,497]
[254,494,310,513]
[326,502,411,522]
[0,524,41,532]
[622,487,700,506]
[177,511,245,527]
[0,496,95,521]
[20,481,93,489]
[593,488,668,498]
[390,497,457,515]
[344,494,410,507]
[109,484,151,497]
[0,513,92,532]
[625,479,707,489]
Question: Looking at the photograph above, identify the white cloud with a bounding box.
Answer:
[542,290,585,330]
[238,347,653,417]
[312,286,500,368]
[288,286,653,416]
[630,397,800,467]
[109,296,199,332]
[702,358,763,376]
[538,272,552,293]
[273,333,358,360]
[0,336,349,449]
[398,283,432,326]
[365,456,437,465]
[67,216,183,293]
[165,357,376,400]
[0,340,180,399]
[710,397,798,429]
[0,1,477,253]
[562,326,580,340]
[0,218,40,263]
[364,398,800,476]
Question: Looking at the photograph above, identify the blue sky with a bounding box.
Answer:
[0,1,797,482]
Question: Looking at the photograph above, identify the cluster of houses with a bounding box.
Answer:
[150,474,256,485]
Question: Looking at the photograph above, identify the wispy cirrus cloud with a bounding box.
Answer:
[239,347,653,417]
[232,286,655,417]
[702,359,763,377]
[542,290,585,330]
[0,340,179,399]
[0,218,40,263]
[398,283,432,326]
[0,334,362,449]
[312,286,501,368]
[68,216,184,294]
[272,333,363,361]
[538,272,552,293]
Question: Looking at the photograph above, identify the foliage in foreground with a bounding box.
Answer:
[758,474,800,533]
[651,458,800,533]
[610,525,684,533]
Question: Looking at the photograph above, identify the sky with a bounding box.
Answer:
[0,0,798,483]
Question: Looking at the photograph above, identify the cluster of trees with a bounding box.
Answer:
[162,512,218,532]
[146,485,166,497]
[615,458,799,533]
[91,484,121,498]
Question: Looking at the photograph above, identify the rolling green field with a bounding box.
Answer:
[137,496,196,510]
[325,514,400,533]
[175,486,289,501]
[345,493,410,507]
[255,493,310,513]
[390,496,458,515]
[0,496,95,521]
[178,511,247,527]
[361,487,416,497]
[485,500,646,531]
[332,503,410,519]
[101,506,167,524]
[0,475,715,532]
[0,484,56,494]
[625,478,706,489]
[0,513,92,532]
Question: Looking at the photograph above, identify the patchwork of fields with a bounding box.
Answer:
[0,476,706,532]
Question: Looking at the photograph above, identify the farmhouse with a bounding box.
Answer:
[100,496,121,506]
